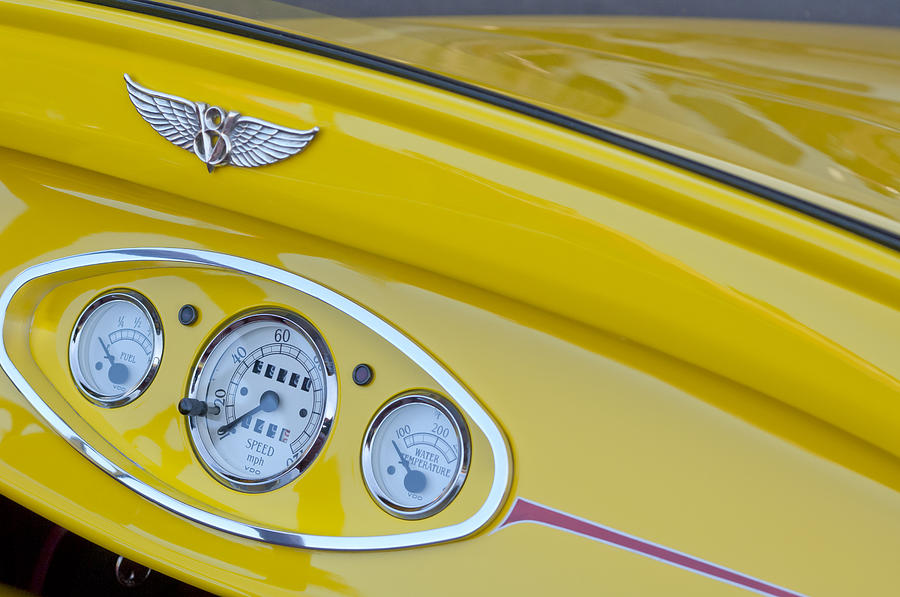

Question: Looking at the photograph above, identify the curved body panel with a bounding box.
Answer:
[0,2,899,596]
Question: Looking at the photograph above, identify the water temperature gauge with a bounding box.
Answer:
[69,290,163,407]
[362,392,470,519]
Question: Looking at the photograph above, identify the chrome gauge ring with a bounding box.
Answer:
[186,310,337,493]
[362,392,471,519]
[69,289,163,408]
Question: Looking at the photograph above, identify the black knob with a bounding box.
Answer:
[178,398,208,416]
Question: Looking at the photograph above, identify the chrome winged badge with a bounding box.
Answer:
[124,74,318,172]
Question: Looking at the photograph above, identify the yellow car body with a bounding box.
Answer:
[1,1,899,595]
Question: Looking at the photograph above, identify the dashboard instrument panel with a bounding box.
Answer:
[0,248,510,550]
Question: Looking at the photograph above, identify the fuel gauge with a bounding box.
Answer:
[69,290,163,407]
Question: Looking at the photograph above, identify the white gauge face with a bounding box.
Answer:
[70,291,163,407]
[187,311,337,492]
[363,393,470,519]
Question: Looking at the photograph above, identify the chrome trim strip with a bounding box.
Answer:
[0,248,512,551]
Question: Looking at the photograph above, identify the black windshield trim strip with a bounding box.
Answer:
[79,0,900,252]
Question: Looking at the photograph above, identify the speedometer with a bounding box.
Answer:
[184,310,337,492]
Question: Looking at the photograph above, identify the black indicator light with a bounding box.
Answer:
[352,364,373,386]
[178,304,198,326]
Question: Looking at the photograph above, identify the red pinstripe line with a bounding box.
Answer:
[499,498,804,597]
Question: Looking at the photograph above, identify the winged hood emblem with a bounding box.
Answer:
[124,74,318,172]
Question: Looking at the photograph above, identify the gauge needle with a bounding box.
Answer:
[392,440,426,494]
[217,390,279,437]
[98,337,129,385]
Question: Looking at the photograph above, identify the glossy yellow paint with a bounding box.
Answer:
[234,8,900,238]
[1,1,900,596]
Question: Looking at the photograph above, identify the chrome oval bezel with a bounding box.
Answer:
[0,248,513,550]
[69,289,164,408]
[362,391,471,520]
[186,309,338,493]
